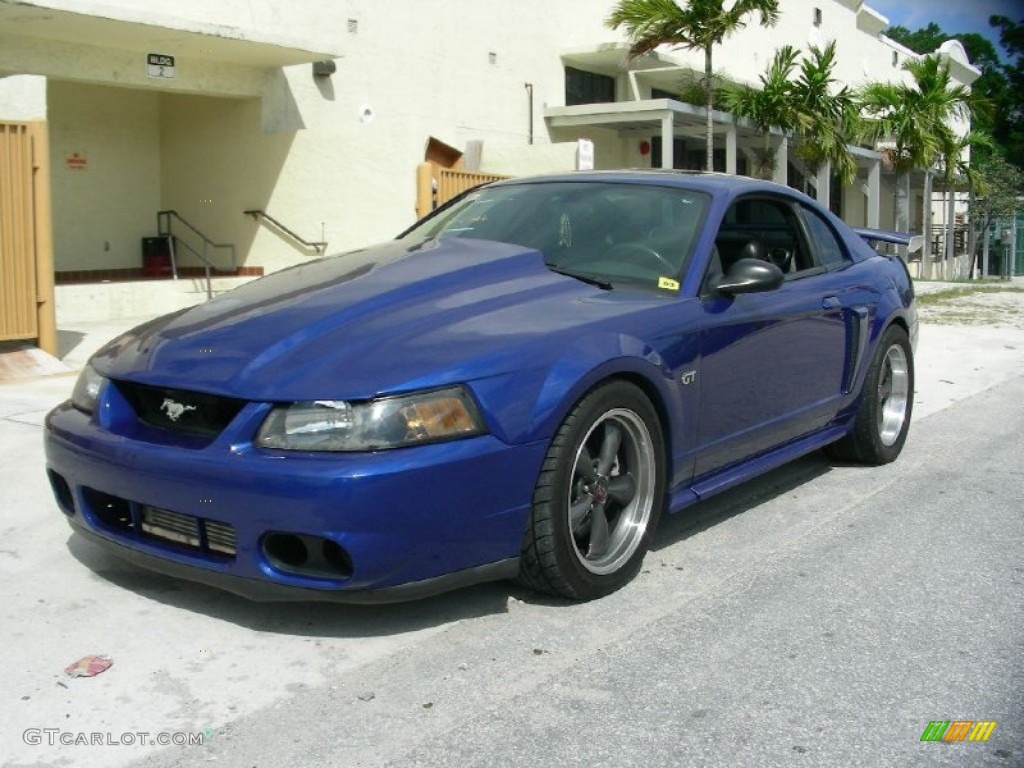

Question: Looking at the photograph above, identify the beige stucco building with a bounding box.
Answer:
[0,0,980,332]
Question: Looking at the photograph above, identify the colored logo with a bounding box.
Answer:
[920,721,997,742]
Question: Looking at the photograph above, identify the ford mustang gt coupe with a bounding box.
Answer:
[44,171,917,603]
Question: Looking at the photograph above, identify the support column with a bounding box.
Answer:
[772,135,787,185]
[661,113,674,170]
[867,159,880,229]
[725,123,737,175]
[921,171,933,271]
[30,120,56,356]
[815,161,831,210]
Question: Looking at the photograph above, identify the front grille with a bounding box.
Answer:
[140,505,237,558]
[115,381,246,437]
[205,520,238,556]
[141,506,200,547]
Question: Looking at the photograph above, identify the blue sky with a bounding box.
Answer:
[866,0,1021,59]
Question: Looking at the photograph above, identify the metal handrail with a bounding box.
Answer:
[168,237,213,299]
[244,209,327,253]
[157,210,237,299]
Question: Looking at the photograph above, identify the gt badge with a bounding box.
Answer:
[680,371,697,385]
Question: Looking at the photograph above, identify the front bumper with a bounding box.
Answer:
[45,401,545,601]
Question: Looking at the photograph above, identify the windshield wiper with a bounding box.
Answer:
[547,266,613,290]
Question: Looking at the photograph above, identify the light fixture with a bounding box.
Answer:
[313,60,336,77]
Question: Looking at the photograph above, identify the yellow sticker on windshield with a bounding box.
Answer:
[658,276,680,291]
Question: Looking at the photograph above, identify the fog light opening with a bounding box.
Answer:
[47,470,75,516]
[263,533,353,580]
[264,533,308,568]
[322,539,354,578]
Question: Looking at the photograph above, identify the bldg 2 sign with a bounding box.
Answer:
[147,53,176,79]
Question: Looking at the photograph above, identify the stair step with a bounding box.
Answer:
[56,276,260,325]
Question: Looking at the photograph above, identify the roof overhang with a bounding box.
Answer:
[857,5,888,36]
[0,0,337,69]
[546,99,781,140]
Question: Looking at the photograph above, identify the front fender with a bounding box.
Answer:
[468,329,694,470]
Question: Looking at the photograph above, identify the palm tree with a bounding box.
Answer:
[607,0,780,171]
[791,42,860,187]
[935,127,993,278]
[859,55,972,244]
[721,45,801,178]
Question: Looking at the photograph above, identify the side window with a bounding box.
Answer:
[802,207,848,267]
[712,196,806,277]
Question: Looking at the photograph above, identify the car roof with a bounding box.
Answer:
[490,169,793,198]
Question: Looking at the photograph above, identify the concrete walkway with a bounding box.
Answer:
[1,281,1023,768]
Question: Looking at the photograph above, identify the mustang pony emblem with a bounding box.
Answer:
[160,398,197,421]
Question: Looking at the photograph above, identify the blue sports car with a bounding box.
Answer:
[44,171,917,602]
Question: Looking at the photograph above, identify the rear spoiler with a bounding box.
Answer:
[853,227,924,254]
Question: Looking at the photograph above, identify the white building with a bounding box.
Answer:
[0,0,980,339]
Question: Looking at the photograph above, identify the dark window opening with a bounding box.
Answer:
[651,137,736,173]
[565,67,615,106]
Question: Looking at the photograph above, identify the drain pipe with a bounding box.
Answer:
[525,83,534,145]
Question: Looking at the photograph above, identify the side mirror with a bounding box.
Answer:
[713,258,784,295]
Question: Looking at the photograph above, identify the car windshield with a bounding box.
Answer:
[399,181,710,288]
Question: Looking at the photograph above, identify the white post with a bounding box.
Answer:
[725,123,737,175]
[945,185,956,280]
[772,135,787,185]
[982,220,990,278]
[921,171,933,278]
[661,113,674,170]
[815,161,831,210]
[867,159,880,229]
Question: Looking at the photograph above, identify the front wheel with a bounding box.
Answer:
[517,381,665,600]
[828,324,914,465]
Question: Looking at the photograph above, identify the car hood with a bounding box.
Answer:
[91,238,625,401]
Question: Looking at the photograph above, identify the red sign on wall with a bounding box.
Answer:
[64,152,88,171]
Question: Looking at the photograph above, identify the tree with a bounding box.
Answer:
[607,0,780,171]
[791,42,860,186]
[885,22,945,53]
[934,127,994,278]
[990,15,1024,169]
[721,45,801,177]
[723,42,860,186]
[886,17,1024,169]
[859,55,972,243]
[970,154,1024,277]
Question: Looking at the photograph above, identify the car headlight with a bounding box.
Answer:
[255,386,487,451]
[71,364,106,413]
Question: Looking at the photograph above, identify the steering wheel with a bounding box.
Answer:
[605,243,675,274]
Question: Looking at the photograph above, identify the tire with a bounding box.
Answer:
[517,381,665,600]
[828,324,914,465]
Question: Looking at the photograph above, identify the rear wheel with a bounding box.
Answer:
[828,325,913,464]
[517,381,665,600]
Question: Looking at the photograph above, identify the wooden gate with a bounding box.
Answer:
[0,121,55,352]
[415,163,509,220]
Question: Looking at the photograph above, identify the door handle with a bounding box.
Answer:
[822,296,842,310]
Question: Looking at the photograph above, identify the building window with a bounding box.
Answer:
[892,51,899,67]
[565,67,615,106]
[813,7,822,26]
[489,51,498,65]
[347,19,358,34]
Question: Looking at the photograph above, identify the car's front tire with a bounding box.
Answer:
[829,324,914,465]
[517,381,665,600]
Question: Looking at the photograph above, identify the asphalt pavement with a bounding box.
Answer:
[0,282,1021,768]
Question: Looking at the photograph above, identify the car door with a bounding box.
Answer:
[693,195,851,478]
